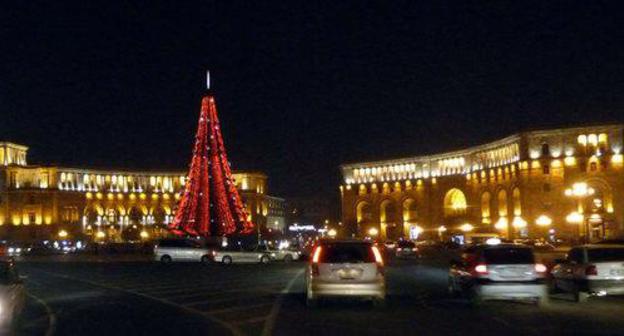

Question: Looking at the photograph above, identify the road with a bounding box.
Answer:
[14,256,624,336]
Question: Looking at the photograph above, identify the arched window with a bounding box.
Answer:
[358,184,367,196]
[356,202,372,224]
[497,190,508,217]
[444,189,467,217]
[512,188,521,216]
[402,199,417,223]
[380,200,397,225]
[481,192,491,222]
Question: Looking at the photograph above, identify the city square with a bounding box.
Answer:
[2,1,624,336]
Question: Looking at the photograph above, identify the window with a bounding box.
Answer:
[482,247,534,264]
[587,248,624,262]
[541,143,550,157]
[317,242,375,263]
[28,212,36,224]
[590,162,598,172]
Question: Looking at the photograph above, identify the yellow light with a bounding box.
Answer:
[495,217,508,230]
[96,192,103,200]
[438,225,447,233]
[368,227,379,237]
[117,193,124,200]
[86,192,93,199]
[140,193,147,200]
[577,134,587,146]
[531,161,540,169]
[566,211,584,224]
[512,216,527,229]
[58,230,68,238]
[588,134,598,146]
[129,194,136,200]
[163,193,170,200]
[140,231,149,239]
[175,193,181,200]
[107,193,114,200]
[413,225,424,235]
[328,229,337,238]
[95,231,106,239]
[151,194,159,200]
[551,159,562,168]
[564,156,576,166]
[612,154,623,164]
[535,215,552,226]
[459,223,473,232]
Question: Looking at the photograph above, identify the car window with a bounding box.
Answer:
[318,242,375,263]
[397,241,416,248]
[568,248,584,263]
[587,248,624,262]
[482,247,534,264]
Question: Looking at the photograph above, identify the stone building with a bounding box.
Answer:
[0,142,285,241]
[340,125,624,242]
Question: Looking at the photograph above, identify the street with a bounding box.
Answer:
[13,256,624,336]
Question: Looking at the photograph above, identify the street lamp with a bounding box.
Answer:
[328,229,337,238]
[368,227,379,237]
[58,230,68,239]
[564,182,595,243]
[459,223,474,233]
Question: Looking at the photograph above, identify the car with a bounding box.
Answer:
[0,260,26,331]
[258,245,301,262]
[448,243,549,305]
[551,244,624,302]
[306,240,385,307]
[213,245,272,265]
[154,238,215,264]
[395,240,420,258]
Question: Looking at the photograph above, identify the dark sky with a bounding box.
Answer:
[2,1,624,201]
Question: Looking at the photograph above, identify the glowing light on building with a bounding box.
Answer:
[512,216,527,229]
[566,211,584,224]
[495,217,508,230]
[459,223,474,232]
[535,215,552,226]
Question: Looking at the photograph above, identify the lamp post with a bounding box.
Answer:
[564,182,594,244]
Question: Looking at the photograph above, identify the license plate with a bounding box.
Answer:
[336,268,362,279]
[610,269,624,276]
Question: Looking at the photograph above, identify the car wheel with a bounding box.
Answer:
[283,254,293,262]
[260,255,270,264]
[201,255,212,265]
[222,256,233,265]
[160,255,172,264]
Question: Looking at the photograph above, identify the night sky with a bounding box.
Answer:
[2,1,624,202]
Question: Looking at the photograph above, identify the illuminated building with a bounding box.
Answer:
[0,142,285,240]
[340,124,624,242]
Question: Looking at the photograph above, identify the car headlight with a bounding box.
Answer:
[7,248,14,253]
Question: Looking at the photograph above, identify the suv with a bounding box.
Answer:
[448,244,548,305]
[306,240,385,307]
[154,239,214,264]
[395,240,419,258]
[551,244,624,302]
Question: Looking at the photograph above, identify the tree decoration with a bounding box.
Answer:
[169,93,254,236]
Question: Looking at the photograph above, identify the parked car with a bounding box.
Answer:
[0,260,26,331]
[213,245,272,264]
[448,243,549,305]
[154,238,214,264]
[306,240,385,307]
[551,244,624,302]
[258,245,301,262]
[395,240,420,258]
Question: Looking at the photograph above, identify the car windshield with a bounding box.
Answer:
[587,248,624,262]
[483,247,534,264]
[319,242,375,263]
[397,241,416,248]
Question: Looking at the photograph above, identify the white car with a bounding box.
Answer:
[306,240,385,307]
[551,244,624,302]
[0,260,26,331]
[154,238,215,264]
[448,243,549,305]
[213,246,272,265]
[258,245,301,262]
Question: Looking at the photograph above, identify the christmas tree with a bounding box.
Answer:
[169,90,254,237]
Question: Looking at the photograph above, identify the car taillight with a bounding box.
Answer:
[372,246,384,266]
[312,246,322,264]
[474,264,488,275]
[396,248,402,251]
[535,263,547,273]
[586,265,598,276]
[411,248,418,252]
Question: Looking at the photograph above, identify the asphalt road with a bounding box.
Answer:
[13,256,624,336]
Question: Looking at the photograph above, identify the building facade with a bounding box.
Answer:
[340,125,624,243]
[0,142,286,241]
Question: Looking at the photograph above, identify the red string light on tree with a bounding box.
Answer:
[169,87,254,236]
